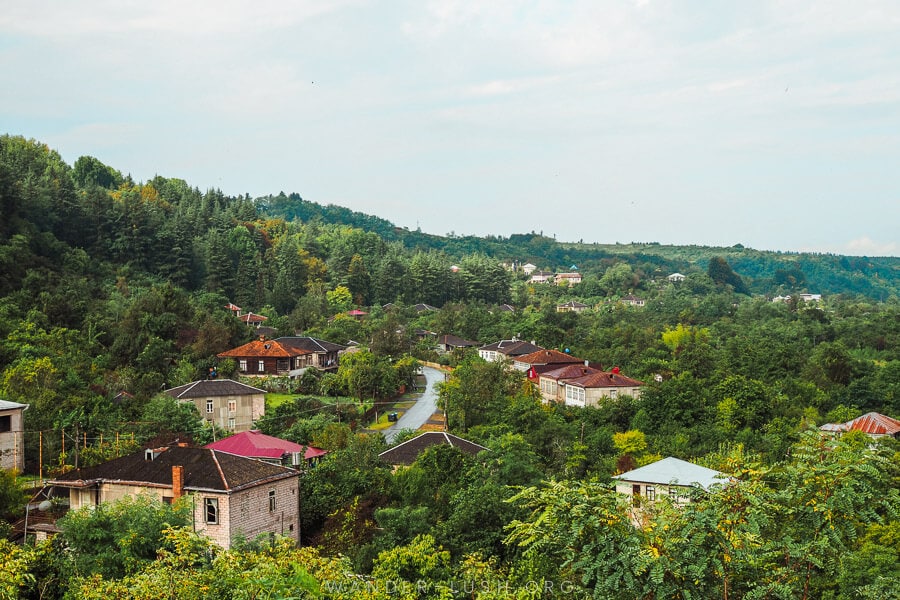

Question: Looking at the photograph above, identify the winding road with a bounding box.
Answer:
[382,365,444,444]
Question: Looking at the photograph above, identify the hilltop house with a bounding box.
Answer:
[0,399,28,471]
[555,272,582,286]
[529,271,555,284]
[556,300,589,313]
[164,379,266,433]
[667,273,686,283]
[49,445,301,549]
[621,294,645,307]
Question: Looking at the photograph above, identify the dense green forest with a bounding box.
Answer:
[1,134,899,598]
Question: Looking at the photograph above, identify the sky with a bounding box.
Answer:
[2,1,899,256]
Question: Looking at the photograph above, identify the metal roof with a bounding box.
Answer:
[613,456,727,491]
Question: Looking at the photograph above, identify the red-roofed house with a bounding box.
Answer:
[537,364,602,404]
[206,430,327,467]
[819,412,900,439]
[561,367,644,407]
[512,349,585,377]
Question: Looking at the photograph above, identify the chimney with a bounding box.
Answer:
[172,465,184,500]
[584,360,589,367]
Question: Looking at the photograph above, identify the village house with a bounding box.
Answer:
[555,272,582,286]
[556,300,589,313]
[529,270,555,284]
[667,273,686,283]
[49,445,301,549]
[478,339,544,363]
[437,334,480,353]
[537,363,601,404]
[205,430,327,468]
[218,336,345,377]
[0,399,28,472]
[819,411,900,439]
[522,263,537,275]
[164,379,266,433]
[378,432,487,468]
[621,294,645,307]
[560,367,644,407]
[614,456,727,510]
[512,349,584,378]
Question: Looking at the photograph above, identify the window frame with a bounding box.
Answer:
[204,498,219,524]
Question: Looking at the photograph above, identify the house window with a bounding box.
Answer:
[669,488,680,504]
[204,498,219,524]
[609,389,617,399]
[228,400,236,413]
[206,400,213,414]
[269,490,276,512]
[258,360,265,372]
[645,486,656,501]
[0,415,10,433]
[565,385,585,406]
[228,418,235,430]
[239,360,247,372]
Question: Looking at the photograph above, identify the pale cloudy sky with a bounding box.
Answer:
[2,1,899,256]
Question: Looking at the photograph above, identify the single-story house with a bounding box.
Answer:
[49,445,301,549]
[478,339,544,363]
[378,432,487,467]
[0,399,28,471]
[621,295,645,307]
[437,334,480,353]
[819,412,900,439]
[164,379,266,433]
[613,456,727,508]
[667,273,686,283]
[522,263,537,275]
[205,430,327,468]
[556,300,589,313]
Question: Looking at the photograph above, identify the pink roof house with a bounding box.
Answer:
[206,430,327,467]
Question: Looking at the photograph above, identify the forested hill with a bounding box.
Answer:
[2,134,899,306]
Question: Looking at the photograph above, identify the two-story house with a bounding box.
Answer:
[164,379,266,433]
[560,367,644,407]
[218,336,346,377]
[49,445,301,549]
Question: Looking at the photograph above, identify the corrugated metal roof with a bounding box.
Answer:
[613,456,727,491]
[206,430,327,460]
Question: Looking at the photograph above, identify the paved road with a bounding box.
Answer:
[382,366,444,444]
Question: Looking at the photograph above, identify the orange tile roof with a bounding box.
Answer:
[515,349,584,366]
[566,370,644,389]
[217,339,312,359]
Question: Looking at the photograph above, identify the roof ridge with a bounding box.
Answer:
[209,449,230,491]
